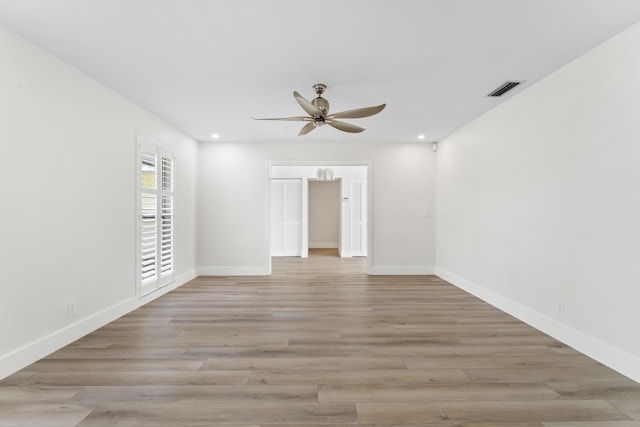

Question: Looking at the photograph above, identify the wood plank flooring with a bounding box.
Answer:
[2,248,640,426]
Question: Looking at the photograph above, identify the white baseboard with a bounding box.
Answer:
[309,243,339,248]
[436,267,640,384]
[0,268,197,381]
[368,265,435,275]
[197,266,268,276]
[350,251,367,257]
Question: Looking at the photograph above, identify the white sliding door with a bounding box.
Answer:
[351,180,367,256]
[271,178,302,256]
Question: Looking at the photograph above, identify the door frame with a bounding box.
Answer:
[307,178,342,256]
[266,160,373,275]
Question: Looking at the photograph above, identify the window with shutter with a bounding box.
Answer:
[137,138,175,297]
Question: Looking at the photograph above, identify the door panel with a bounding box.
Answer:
[351,180,367,256]
[271,179,302,257]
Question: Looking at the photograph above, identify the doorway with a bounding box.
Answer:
[269,164,369,268]
[308,180,341,254]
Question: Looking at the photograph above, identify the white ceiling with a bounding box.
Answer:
[2,0,640,143]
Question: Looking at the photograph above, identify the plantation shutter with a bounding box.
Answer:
[159,151,174,285]
[137,139,175,296]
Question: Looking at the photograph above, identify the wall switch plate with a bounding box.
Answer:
[67,300,77,317]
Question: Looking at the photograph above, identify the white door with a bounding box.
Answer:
[351,180,367,256]
[271,178,302,256]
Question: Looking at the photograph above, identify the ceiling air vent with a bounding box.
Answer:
[487,81,522,97]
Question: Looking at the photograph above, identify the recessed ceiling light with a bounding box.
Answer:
[417,134,425,140]
[211,133,220,139]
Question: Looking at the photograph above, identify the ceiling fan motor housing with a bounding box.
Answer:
[311,83,329,116]
[312,97,329,116]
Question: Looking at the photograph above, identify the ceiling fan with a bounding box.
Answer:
[252,83,386,136]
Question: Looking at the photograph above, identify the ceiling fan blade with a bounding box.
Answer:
[298,121,316,136]
[326,120,365,133]
[327,103,386,119]
[251,116,311,121]
[293,91,322,116]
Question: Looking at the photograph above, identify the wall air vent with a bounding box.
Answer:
[487,81,522,97]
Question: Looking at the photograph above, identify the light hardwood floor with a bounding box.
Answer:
[1,249,640,426]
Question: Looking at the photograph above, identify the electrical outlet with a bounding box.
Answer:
[556,299,565,316]
[67,300,77,317]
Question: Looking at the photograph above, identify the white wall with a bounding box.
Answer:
[436,21,640,382]
[0,25,198,379]
[198,142,435,275]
